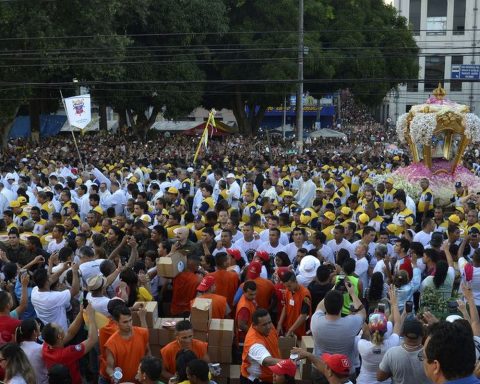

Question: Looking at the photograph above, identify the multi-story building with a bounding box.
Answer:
[385,0,480,123]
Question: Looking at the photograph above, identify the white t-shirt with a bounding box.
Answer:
[356,333,400,384]
[79,259,103,286]
[283,241,314,263]
[355,257,369,294]
[257,241,285,259]
[7,375,28,384]
[259,230,290,246]
[31,288,71,331]
[20,341,48,384]
[318,244,335,264]
[46,239,66,254]
[246,343,271,381]
[233,238,262,263]
[413,231,432,248]
[327,239,354,259]
[86,293,111,317]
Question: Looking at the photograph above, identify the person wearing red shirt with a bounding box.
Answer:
[42,304,98,384]
[235,280,257,346]
[0,291,21,345]
[161,320,209,379]
[208,251,239,308]
[171,255,203,316]
[192,275,230,319]
[276,271,311,338]
[105,306,150,383]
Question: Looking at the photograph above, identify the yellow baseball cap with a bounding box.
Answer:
[448,214,460,224]
[385,177,394,185]
[283,191,293,197]
[358,213,370,224]
[340,206,352,216]
[130,176,138,183]
[17,196,27,205]
[323,211,336,222]
[167,187,179,194]
[387,223,401,235]
[93,206,104,216]
[455,206,465,214]
[9,200,20,208]
[405,216,414,226]
[140,214,151,223]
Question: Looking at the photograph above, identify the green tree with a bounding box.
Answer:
[203,0,418,135]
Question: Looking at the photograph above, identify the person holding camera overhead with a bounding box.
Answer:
[310,274,366,384]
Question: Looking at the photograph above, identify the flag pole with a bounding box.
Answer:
[60,90,85,170]
[193,109,215,164]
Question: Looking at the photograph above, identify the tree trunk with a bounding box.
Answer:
[232,88,251,135]
[29,99,41,142]
[134,106,158,140]
[99,103,108,131]
[0,106,20,151]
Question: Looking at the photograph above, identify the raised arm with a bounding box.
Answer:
[14,274,30,318]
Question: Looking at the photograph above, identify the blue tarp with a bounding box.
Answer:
[9,115,67,139]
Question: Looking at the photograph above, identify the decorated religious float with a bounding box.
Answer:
[387,84,480,205]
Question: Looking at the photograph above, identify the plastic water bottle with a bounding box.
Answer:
[112,367,123,384]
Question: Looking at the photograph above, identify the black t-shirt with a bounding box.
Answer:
[308,281,334,311]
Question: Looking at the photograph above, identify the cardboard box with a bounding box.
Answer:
[193,330,208,342]
[156,252,187,278]
[299,335,314,352]
[208,319,234,347]
[208,345,232,363]
[230,365,240,384]
[155,318,183,346]
[278,335,297,359]
[190,298,212,331]
[131,301,158,328]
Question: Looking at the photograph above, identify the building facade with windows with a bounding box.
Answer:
[386,0,480,123]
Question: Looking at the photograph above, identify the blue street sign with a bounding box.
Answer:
[451,64,480,80]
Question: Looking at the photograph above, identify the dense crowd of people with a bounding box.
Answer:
[0,109,480,384]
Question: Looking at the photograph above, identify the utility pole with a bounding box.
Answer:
[296,0,304,153]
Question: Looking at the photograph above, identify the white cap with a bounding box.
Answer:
[5,173,14,180]
[187,167,194,173]
[226,173,235,179]
[20,158,28,163]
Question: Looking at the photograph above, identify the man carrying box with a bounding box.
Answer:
[161,320,209,380]
[193,275,230,319]
[276,271,311,338]
[171,254,203,316]
[241,308,282,384]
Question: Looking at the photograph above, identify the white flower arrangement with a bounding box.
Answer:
[410,113,437,146]
[396,113,409,144]
[464,113,480,143]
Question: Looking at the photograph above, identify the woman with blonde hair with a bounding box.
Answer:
[356,286,405,384]
[0,343,36,384]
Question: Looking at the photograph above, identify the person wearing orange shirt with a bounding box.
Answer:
[239,261,275,311]
[276,271,312,338]
[98,298,124,384]
[235,280,257,346]
[240,308,282,384]
[161,320,209,379]
[207,251,239,308]
[171,254,203,316]
[193,275,230,319]
[105,306,150,383]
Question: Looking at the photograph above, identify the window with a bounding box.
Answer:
[409,0,421,36]
[453,0,466,35]
[424,56,445,92]
[427,0,447,35]
[451,56,463,92]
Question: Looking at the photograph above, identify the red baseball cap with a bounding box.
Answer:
[246,261,262,279]
[255,251,270,262]
[197,275,215,292]
[321,353,351,376]
[276,267,291,281]
[269,359,296,377]
[226,248,242,261]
